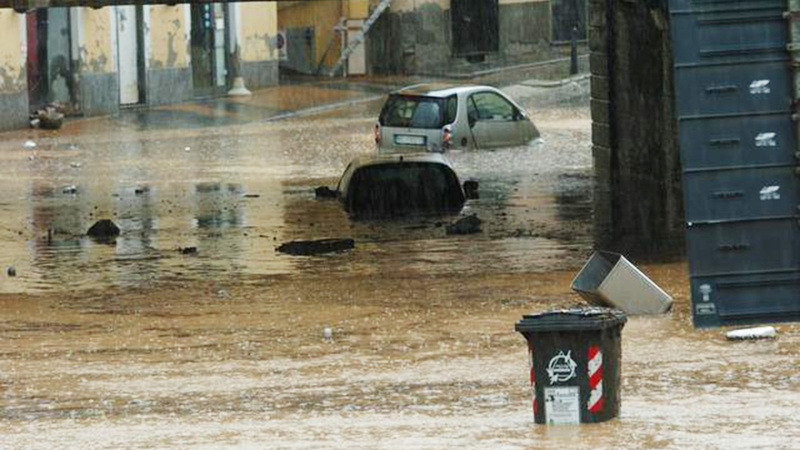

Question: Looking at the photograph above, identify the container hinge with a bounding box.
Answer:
[718,243,749,252]
[705,84,738,94]
[783,10,800,20]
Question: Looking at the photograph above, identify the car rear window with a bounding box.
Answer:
[380,95,445,129]
[346,162,465,217]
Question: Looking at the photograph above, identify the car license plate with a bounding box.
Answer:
[394,134,426,146]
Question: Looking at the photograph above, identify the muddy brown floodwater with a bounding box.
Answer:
[1,81,799,449]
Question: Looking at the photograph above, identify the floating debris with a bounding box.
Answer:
[37,107,64,130]
[446,214,482,235]
[24,140,37,149]
[87,219,120,239]
[726,326,777,341]
[323,326,333,341]
[277,238,354,256]
[571,251,673,315]
[62,185,78,195]
[179,246,198,255]
[7,266,16,277]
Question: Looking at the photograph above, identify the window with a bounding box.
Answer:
[444,95,458,124]
[469,92,516,121]
[379,95,445,129]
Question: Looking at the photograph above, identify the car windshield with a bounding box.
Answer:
[379,95,445,129]
[345,162,465,217]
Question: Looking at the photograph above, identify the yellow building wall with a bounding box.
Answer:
[0,11,24,93]
[241,2,278,62]
[499,0,548,4]
[278,0,343,69]
[148,5,189,68]
[391,0,448,12]
[80,7,113,73]
[392,0,542,11]
[347,0,370,19]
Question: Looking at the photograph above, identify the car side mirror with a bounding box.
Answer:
[463,180,479,199]
[315,186,338,199]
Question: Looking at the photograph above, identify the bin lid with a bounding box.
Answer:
[515,307,627,333]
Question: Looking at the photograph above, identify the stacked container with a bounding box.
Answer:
[669,0,800,326]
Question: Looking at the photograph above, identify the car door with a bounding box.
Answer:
[467,91,525,149]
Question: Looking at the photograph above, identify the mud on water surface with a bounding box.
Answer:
[1,83,799,449]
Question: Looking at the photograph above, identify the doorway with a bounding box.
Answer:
[191,3,229,96]
[117,5,145,106]
[26,8,78,114]
[451,0,499,57]
[552,0,587,42]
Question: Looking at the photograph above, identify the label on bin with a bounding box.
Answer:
[544,386,580,424]
[547,351,577,384]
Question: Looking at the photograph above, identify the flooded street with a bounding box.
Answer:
[1,80,799,449]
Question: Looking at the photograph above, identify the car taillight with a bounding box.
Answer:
[442,125,452,149]
[374,123,381,144]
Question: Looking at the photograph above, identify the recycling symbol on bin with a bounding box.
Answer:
[547,351,577,384]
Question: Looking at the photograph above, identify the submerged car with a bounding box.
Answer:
[375,84,539,153]
[336,152,478,218]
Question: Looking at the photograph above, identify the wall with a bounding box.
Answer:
[0,11,28,131]
[589,0,684,257]
[78,7,118,116]
[145,5,192,106]
[368,0,553,76]
[347,0,370,19]
[240,2,278,89]
[278,0,343,74]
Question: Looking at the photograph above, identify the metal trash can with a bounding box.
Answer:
[571,251,673,315]
[515,307,627,424]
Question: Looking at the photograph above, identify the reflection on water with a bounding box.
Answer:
[0,98,592,294]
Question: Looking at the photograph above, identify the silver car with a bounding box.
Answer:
[375,84,540,153]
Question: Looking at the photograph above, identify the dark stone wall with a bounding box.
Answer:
[80,72,119,117]
[145,67,192,106]
[368,2,553,76]
[0,91,30,131]
[499,1,551,59]
[242,60,279,90]
[589,0,684,257]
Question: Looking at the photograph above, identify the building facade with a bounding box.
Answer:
[0,2,279,132]
[277,0,371,76]
[277,0,586,77]
[367,0,587,75]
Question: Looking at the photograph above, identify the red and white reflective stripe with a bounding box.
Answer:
[588,345,604,413]
[529,348,538,419]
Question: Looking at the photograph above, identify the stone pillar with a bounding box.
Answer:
[239,1,278,89]
[77,7,119,116]
[145,5,192,106]
[0,10,28,131]
[589,0,615,250]
[589,0,684,257]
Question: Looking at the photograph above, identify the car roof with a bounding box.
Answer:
[347,152,455,169]
[337,152,458,193]
[392,83,494,98]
